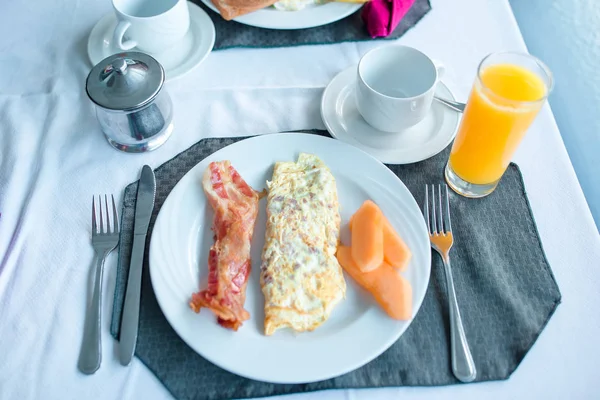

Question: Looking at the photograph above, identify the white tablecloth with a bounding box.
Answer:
[1,0,599,399]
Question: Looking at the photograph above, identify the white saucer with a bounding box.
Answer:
[87,2,215,81]
[321,67,460,164]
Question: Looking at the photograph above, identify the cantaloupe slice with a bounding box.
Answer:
[337,246,412,320]
[349,205,412,272]
[350,200,384,272]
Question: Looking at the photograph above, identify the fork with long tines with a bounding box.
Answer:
[78,195,120,375]
[424,184,476,383]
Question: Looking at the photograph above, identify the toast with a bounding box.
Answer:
[211,0,279,20]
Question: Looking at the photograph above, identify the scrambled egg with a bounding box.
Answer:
[260,153,346,335]
[273,0,325,11]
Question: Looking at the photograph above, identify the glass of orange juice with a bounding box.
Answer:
[445,52,553,197]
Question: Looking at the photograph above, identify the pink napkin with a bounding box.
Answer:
[361,0,416,38]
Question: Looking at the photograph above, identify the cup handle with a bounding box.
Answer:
[113,20,137,50]
[433,60,446,81]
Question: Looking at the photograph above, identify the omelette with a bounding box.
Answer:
[260,153,346,335]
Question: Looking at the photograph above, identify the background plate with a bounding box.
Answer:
[200,0,362,30]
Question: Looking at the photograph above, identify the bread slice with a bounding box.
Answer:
[211,0,279,20]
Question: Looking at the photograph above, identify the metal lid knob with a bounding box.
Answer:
[86,52,165,112]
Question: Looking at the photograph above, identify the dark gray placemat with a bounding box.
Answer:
[192,0,431,50]
[110,130,561,400]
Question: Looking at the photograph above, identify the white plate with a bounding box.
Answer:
[149,133,431,384]
[321,67,461,164]
[200,0,362,30]
[87,2,215,81]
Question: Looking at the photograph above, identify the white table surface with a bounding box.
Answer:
[1,0,599,399]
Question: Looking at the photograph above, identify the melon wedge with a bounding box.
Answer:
[350,200,384,272]
[337,246,412,320]
[349,204,412,271]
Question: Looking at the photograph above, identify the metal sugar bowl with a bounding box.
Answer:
[86,52,174,153]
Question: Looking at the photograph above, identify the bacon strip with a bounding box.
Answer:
[189,161,260,330]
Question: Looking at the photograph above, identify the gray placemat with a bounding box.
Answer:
[110,130,561,400]
[192,0,431,50]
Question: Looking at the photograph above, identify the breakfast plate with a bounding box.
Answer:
[200,0,362,30]
[87,2,215,81]
[321,66,461,164]
[149,133,431,384]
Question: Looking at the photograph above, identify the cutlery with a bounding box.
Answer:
[118,165,156,366]
[434,96,466,113]
[78,195,120,375]
[424,184,476,383]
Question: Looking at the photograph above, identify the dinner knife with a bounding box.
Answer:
[118,165,156,366]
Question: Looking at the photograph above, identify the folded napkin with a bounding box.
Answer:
[362,0,416,38]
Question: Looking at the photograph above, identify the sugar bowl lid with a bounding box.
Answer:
[86,52,165,112]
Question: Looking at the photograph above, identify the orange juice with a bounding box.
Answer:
[448,63,548,185]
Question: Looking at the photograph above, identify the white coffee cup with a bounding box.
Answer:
[355,45,445,133]
[112,0,190,54]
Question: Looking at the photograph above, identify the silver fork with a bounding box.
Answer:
[424,184,476,383]
[78,195,120,375]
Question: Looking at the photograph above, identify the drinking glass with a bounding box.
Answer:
[445,52,553,198]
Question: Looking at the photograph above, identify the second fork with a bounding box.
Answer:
[424,184,476,383]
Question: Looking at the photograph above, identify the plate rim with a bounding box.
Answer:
[148,132,431,383]
[199,0,362,30]
[321,66,460,165]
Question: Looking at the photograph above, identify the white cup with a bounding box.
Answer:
[112,0,190,54]
[356,45,445,133]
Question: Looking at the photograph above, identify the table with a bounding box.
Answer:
[510,0,600,229]
[1,0,599,399]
